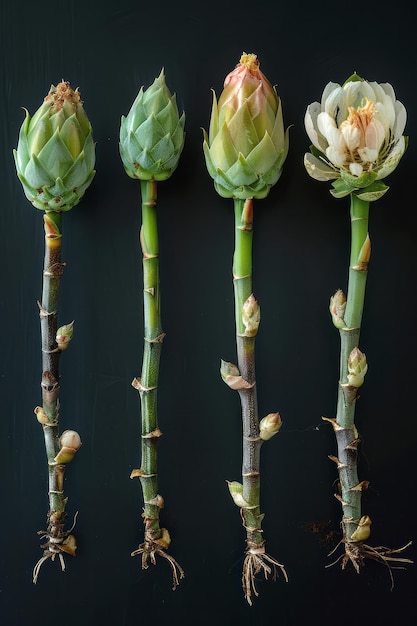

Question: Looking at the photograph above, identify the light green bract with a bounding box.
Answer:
[119,69,185,181]
[14,81,95,211]
[304,73,407,200]
[203,53,289,200]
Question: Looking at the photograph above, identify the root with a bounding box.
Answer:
[327,538,413,590]
[32,511,78,584]
[131,533,184,591]
[242,542,288,606]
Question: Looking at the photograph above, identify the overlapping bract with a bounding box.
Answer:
[304,73,407,200]
[119,69,185,181]
[203,53,289,200]
[14,81,95,211]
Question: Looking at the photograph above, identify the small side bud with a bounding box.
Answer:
[34,406,50,424]
[242,294,260,337]
[329,289,346,328]
[259,412,282,441]
[350,515,372,542]
[155,527,171,549]
[56,321,74,350]
[220,359,254,390]
[353,234,371,271]
[54,429,82,463]
[60,534,77,556]
[347,347,368,387]
[226,480,251,508]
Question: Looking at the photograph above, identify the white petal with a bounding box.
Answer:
[349,163,363,177]
[341,124,361,151]
[393,100,407,139]
[358,146,378,163]
[365,118,385,153]
[326,146,346,168]
[304,152,339,181]
[376,136,406,179]
[304,102,328,152]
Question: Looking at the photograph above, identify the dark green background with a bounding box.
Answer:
[1,1,416,624]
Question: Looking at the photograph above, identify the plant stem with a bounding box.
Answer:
[335,194,369,546]
[233,198,263,546]
[33,211,76,583]
[326,194,413,575]
[131,179,183,589]
[231,198,286,604]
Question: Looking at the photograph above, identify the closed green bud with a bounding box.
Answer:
[203,52,289,200]
[119,69,185,181]
[13,81,96,211]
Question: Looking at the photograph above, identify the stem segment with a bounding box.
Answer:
[228,198,287,604]
[33,211,78,583]
[326,194,412,575]
[130,179,184,589]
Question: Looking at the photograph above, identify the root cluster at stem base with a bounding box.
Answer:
[32,510,78,584]
[242,541,288,606]
[327,538,413,589]
[131,535,184,591]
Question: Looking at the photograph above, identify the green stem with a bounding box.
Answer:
[137,179,164,537]
[334,194,370,543]
[233,198,263,548]
[131,180,184,587]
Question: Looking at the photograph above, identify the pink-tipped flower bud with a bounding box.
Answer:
[203,52,288,199]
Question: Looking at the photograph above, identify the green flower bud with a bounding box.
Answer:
[347,347,368,387]
[13,81,96,211]
[119,69,185,181]
[304,73,407,200]
[203,52,289,200]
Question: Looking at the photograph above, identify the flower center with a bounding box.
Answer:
[239,52,260,73]
[340,98,375,137]
[45,81,81,112]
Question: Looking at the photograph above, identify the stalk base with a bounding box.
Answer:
[327,538,413,589]
[32,510,78,583]
[242,541,288,606]
[131,519,184,590]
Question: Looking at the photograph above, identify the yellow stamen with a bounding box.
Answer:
[239,52,260,72]
[341,99,375,135]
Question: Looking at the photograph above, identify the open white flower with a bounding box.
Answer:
[304,73,407,200]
